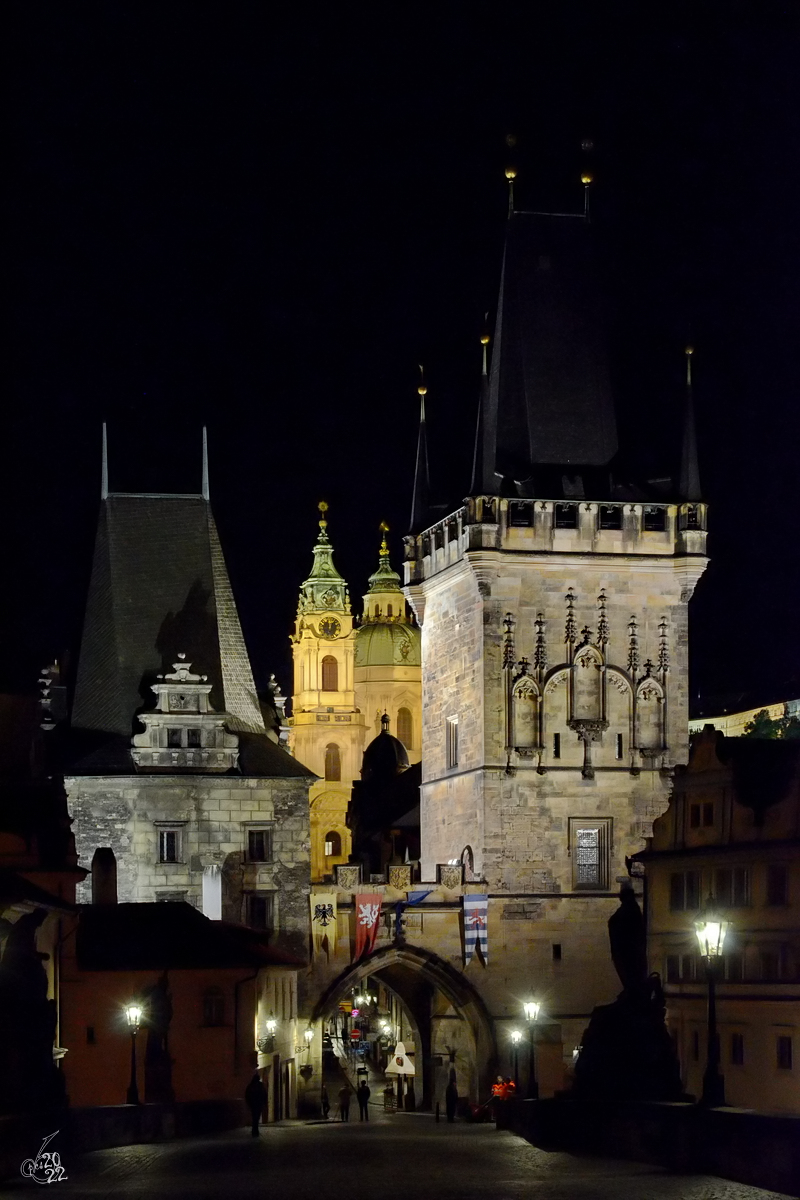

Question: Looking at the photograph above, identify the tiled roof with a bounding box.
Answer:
[480,212,618,490]
[72,494,263,738]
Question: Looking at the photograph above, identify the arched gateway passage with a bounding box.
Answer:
[312,945,497,1110]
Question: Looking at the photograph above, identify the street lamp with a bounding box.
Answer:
[510,1029,522,1092]
[694,898,729,1107]
[125,1004,142,1105]
[523,1001,541,1100]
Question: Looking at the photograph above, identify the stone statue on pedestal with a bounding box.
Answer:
[572,884,683,1101]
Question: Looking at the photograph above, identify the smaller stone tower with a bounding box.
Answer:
[289,504,365,880]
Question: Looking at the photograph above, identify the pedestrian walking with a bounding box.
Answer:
[321,1085,331,1120]
[357,1080,371,1121]
[244,1071,268,1137]
[338,1084,351,1122]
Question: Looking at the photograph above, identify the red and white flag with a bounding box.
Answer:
[354,893,382,960]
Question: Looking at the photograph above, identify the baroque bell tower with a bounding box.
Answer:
[289,503,365,880]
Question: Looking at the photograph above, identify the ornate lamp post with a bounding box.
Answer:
[510,1029,522,1092]
[694,899,729,1107]
[523,1001,540,1099]
[125,1004,142,1105]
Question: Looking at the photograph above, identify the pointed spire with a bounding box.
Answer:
[101,423,108,499]
[408,368,430,533]
[470,328,491,494]
[202,426,210,501]
[297,502,350,614]
[678,346,702,501]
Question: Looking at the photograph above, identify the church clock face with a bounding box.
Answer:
[319,616,341,639]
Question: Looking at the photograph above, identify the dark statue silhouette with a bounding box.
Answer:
[572,883,684,1101]
[0,909,65,1114]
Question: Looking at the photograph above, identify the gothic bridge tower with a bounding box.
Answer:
[403,197,708,1063]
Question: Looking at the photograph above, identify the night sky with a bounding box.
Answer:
[6,4,799,715]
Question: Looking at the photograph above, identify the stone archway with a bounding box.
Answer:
[312,944,497,1109]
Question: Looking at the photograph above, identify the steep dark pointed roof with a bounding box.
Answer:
[72,493,264,738]
[477,211,618,493]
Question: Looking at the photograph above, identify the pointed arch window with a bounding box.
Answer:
[324,743,341,781]
[321,655,338,692]
[397,707,413,750]
[512,677,538,750]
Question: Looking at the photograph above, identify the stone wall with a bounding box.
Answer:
[66,774,311,957]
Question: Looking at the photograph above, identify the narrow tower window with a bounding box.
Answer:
[397,707,413,750]
[552,733,561,759]
[321,655,338,692]
[446,716,459,769]
[325,743,341,781]
[616,733,624,760]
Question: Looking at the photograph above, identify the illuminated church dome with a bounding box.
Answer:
[354,524,420,669]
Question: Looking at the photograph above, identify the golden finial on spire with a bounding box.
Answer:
[379,520,390,555]
[318,500,328,531]
[417,363,427,397]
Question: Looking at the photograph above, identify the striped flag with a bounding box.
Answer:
[463,894,489,966]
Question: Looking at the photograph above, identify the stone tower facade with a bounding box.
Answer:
[64,487,313,960]
[289,504,365,881]
[400,207,709,1059]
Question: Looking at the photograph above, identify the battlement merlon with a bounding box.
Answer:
[403,498,708,596]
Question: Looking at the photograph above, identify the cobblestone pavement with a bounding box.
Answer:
[5,1112,793,1200]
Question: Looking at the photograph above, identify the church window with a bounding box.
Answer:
[324,830,342,857]
[616,733,624,760]
[569,818,611,890]
[321,655,338,691]
[248,828,273,862]
[767,864,788,906]
[158,828,182,863]
[598,505,622,530]
[397,707,413,750]
[643,506,667,531]
[714,866,749,907]
[552,733,561,759]
[445,716,459,770]
[202,987,225,1027]
[387,604,393,617]
[684,504,700,529]
[508,502,530,527]
[167,728,182,748]
[247,893,274,932]
[554,503,577,529]
[552,943,562,961]
[325,743,341,781]
[186,728,201,747]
